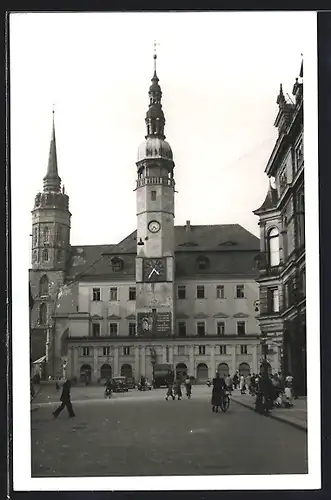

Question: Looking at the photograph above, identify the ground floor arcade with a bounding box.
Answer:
[61,340,281,384]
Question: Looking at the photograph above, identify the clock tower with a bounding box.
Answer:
[135,52,175,337]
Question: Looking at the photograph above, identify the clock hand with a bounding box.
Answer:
[148,268,157,279]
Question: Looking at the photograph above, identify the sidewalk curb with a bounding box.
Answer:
[231,398,307,432]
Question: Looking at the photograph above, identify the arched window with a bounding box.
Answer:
[268,227,280,267]
[42,248,49,262]
[43,226,49,244]
[39,275,49,295]
[39,303,47,325]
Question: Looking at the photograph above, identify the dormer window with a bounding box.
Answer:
[111,257,124,272]
[197,255,210,270]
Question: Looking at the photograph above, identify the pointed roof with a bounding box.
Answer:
[253,183,278,215]
[43,110,61,193]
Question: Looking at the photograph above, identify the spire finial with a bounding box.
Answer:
[153,40,160,74]
[43,106,61,193]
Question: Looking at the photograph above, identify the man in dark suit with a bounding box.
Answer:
[53,379,75,418]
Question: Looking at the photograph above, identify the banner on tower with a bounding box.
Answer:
[137,311,172,337]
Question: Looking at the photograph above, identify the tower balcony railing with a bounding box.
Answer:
[136,176,175,188]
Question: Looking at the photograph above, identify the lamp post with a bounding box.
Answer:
[260,334,269,376]
[150,346,157,387]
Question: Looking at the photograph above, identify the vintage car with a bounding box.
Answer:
[125,376,136,389]
[112,376,129,393]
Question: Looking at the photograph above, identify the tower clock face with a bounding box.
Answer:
[148,220,161,233]
[143,258,166,282]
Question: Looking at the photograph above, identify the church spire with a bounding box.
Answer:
[145,43,166,139]
[43,108,61,193]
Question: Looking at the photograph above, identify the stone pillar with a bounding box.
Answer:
[93,346,98,383]
[252,344,258,374]
[66,346,72,379]
[169,345,174,364]
[189,345,194,378]
[73,346,79,379]
[231,345,237,374]
[162,346,167,363]
[114,346,119,377]
[134,346,140,381]
[140,346,146,376]
[210,345,215,378]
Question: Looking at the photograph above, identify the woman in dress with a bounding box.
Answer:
[211,372,226,412]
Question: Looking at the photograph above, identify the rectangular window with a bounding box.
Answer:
[123,347,130,356]
[268,288,280,313]
[178,322,186,337]
[284,282,289,309]
[82,347,90,356]
[197,322,205,337]
[109,323,118,336]
[103,346,110,356]
[92,288,101,301]
[178,285,186,299]
[129,287,136,301]
[151,190,156,201]
[216,285,225,299]
[237,322,246,336]
[240,345,248,355]
[219,345,227,355]
[166,346,169,362]
[129,323,136,337]
[295,138,304,171]
[197,285,205,299]
[178,346,185,355]
[198,345,206,355]
[92,323,100,338]
[109,287,118,301]
[217,321,225,336]
[236,285,245,298]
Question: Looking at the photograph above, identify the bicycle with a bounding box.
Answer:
[219,391,230,412]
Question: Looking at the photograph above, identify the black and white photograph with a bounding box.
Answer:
[10,11,320,491]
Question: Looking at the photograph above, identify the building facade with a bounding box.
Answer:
[29,55,282,384]
[254,61,306,394]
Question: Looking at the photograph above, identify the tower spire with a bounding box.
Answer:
[145,42,166,139]
[43,107,61,193]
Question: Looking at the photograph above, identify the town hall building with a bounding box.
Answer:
[29,54,281,384]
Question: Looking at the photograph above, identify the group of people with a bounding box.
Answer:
[221,370,297,409]
[165,376,192,400]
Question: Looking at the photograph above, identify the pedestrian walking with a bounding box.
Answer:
[239,375,246,394]
[165,381,175,401]
[232,372,239,389]
[53,379,75,418]
[211,372,226,412]
[184,375,192,398]
[225,374,233,394]
[174,378,182,400]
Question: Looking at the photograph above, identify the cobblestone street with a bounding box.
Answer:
[31,385,308,477]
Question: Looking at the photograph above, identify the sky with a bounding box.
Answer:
[10,12,312,254]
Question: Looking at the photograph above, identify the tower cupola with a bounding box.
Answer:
[137,51,174,167]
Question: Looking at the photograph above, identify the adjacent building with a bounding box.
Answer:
[29,54,282,384]
[254,61,306,394]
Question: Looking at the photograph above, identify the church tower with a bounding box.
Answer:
[29,111,71,369]
[135,52,176,337]
[31,110,71,272]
